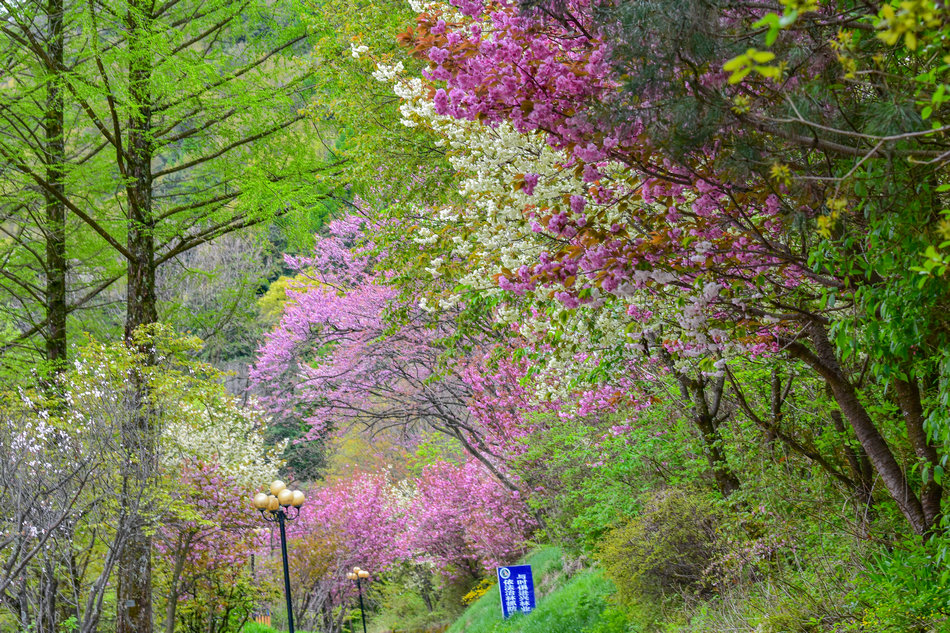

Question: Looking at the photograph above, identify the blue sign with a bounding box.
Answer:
[497,565,535,618]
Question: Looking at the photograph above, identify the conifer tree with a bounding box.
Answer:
[1,1,340,629]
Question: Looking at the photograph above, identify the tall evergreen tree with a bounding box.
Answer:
[1,0,340,629]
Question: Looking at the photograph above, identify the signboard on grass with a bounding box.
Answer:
[497,565,535,618]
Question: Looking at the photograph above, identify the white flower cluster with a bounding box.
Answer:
[407,0,463,19]
[372,61,405,83]
[370,31,755,390]
[62,340,284,486]
[164,397,285,487]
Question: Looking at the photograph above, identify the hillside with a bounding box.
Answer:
[446,548,625,633]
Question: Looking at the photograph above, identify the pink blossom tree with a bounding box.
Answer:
[285,471,406,632]
[406,459,538,579]
[251,214,525,491]
[156,460,266,633]
[285,462,535,630]
[381,0,948,532]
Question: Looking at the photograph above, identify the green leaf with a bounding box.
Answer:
[752,14,781,45]
[723,55,747,72]
[728,67,751,84]
[752,14,779,29]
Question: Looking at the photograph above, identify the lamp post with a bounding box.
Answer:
[347,566,370,633]
[252,480,305,633]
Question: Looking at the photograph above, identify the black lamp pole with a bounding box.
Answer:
[253,481,305,633]
[348,567,370,633]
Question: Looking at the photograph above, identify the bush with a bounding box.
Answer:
[241,622,318,633]
[176,573,261,633]
[598,488,721,602]
[843,538,950,632]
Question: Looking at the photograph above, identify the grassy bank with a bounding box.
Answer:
[242,622,317,633]
[242,548,624,633]
[447,548,627,633]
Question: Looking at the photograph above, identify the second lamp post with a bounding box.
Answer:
[253,480,305,633]
[347,566,370,633]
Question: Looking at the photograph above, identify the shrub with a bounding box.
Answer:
[598,488,721,602]
[463,578,496,605]
[843,538,950,632]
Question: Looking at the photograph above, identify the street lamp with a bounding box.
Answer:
[347,566,370,633]
[253,480,305,633]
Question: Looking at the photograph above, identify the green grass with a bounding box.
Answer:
[447,548,631,633]
[243,548,634,633]
[242,621,317,633]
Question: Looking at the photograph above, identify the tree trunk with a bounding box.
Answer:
[688,376,741,496]
[116,495,153,633]
[164,532,191,633]
[653,340,740,496]
[694,412,741,497]
[830,410,874,508]
[44,0,67,366]
[38,560,58,633]
[116,2,157,632]
[787,323,930,534]
[767,367,781,449]
[894,377,943,530]
[18,577,30,631]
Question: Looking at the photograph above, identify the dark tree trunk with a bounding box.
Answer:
[653,339,740,497]
[116,2,157,632]
[123,0,157,341]
[786,323,930,534]
[894,377,943,530]
[830,410,874,507]
[116,493,153,633]
[693,413,741,497]
[38,560,58,633]
[767,367,781,449]
[18,577,30,631]
[688,375,741,497]
[43,0,67,366]
[164,532,191,633]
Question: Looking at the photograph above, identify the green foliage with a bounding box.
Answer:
[241,622,317,633]
[408,434,467,476]
[516,409,709,550]
[175,573,262,633]
[447,548,627,633]
[723,49,780,84]
[160,234,282,366]
[842,538,950,632]
[257,275,300,326]
[598,489,721,602]
[0,0,342,373]
[371,564,457,633]
[266,414,328,481]
[299,0,456,205]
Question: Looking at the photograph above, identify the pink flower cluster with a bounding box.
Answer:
[290,461,536,583]
[156,461,263,604]
[400,0,815,358]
